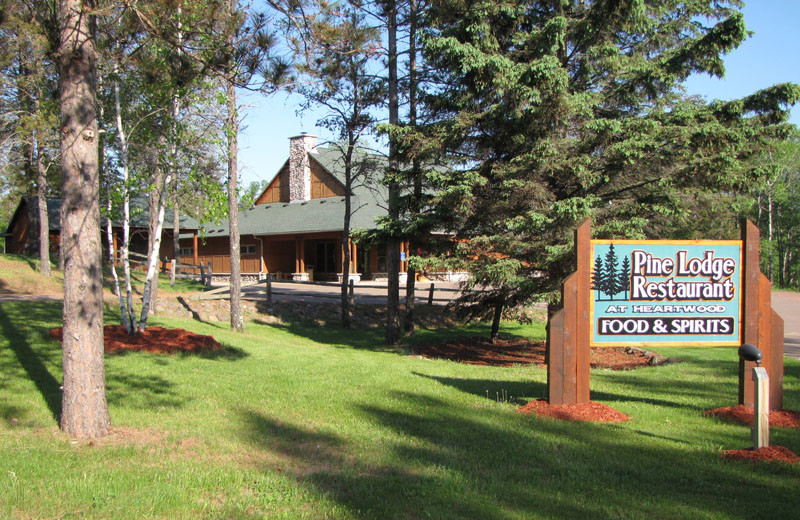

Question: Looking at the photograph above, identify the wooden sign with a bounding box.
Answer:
[547,219,784,410]
[590,240,742,347]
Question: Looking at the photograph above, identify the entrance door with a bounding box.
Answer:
[315,241,337,274]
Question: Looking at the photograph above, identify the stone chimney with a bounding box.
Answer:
[288,133,318,202]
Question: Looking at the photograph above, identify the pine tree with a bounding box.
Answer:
[57,0,111,439]
[291,1,385,328]
[0,1,59,274]
[422,0,799,318]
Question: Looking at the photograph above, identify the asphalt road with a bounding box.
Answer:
[771,291,800,360]
[232,279,465,306]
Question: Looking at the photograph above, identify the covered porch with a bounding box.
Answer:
[188,232,411,282]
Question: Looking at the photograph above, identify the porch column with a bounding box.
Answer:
[193,232,199,266]
[350,239,358,273]
[339,236,345,272]
[292,237,308,281]
[294,238,306,273]
[259,239,267,273]
[112,233,118,266]
[299,238,305,273]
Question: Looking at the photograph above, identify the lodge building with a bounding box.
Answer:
[4,133,444,282]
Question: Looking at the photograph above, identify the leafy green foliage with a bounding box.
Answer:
[750,131,800,288]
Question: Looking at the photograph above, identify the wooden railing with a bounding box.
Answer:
[111,252,213,285]
[193,276,469,304]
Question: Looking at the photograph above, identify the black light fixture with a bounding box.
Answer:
[738,343,763,366]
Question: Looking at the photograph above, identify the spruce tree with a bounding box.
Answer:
[422,0,799,318]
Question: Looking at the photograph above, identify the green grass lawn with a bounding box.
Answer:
[1,301,798,519]
[121,268,209,295]
[0,253,207,297]
[0,255,63,295]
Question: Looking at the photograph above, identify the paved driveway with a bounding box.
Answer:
[234,279,465,306]
[772,291,800,361]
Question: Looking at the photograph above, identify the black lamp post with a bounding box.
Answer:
[738,343,762,366]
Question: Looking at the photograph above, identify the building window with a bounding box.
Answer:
[178,247,193,257]
[241,245,256,255]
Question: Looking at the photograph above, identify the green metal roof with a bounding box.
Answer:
[205,146,389,238]
[204,186,388,238]
[10,196,202,232]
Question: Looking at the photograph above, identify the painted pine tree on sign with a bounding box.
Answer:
[592,245,630,301]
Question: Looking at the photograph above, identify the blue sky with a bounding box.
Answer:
[237,1,800,187]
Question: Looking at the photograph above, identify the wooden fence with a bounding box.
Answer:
[112,252,213,285]
[193,276,465,305]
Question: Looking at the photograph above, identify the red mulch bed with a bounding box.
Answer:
[704,405,800,428]
[415,337,671,370]
[49,325,223,354]
[722,446,800,464]
[517,399,630,423]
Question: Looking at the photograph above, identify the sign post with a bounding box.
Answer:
[752,367,770,449]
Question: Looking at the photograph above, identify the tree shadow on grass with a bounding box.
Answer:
[412,372,545,405]
[256,319,407,354]
[236,392,800,519]
[102,344,248,361]
[412,371,708,411]
[236,407,523,519]
[0,303,62,422]
[105,371,187,410]
[252,311,539,359]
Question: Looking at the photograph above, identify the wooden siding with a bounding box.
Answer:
[310,160,345,199]
[264,240,296,274]
[189,232,363,278]
[7,202,60,258]
[7,206,32,254]
[256,164,290,204]
[254,157,345,204]
[195,255,262,274]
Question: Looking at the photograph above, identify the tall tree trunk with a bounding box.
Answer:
[113,60,136,332]
[783,234,790,287]
[106,197,130,331]
[385,0,401,345]
[57,0,110,439]
[490,301,503,343]
[340,143,355,328]
[404,0,419,335]
[170,4,183,288]
[767,189,774,281]
[171,181,180,287]
[226,63,244,332]
[35,119,51,276]
[146,157,163,314]
[138,156,171,332]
